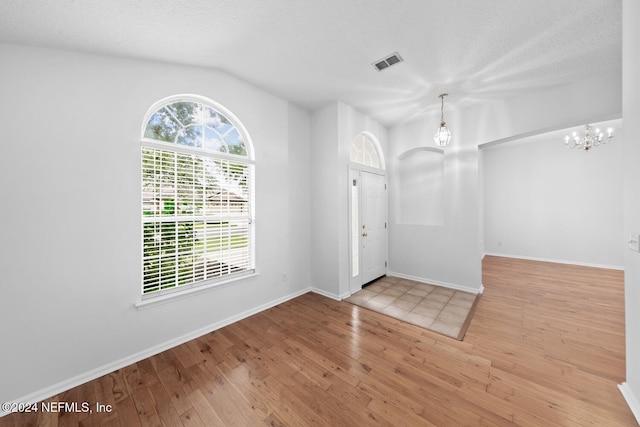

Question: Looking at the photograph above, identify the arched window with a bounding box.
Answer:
[350,133,384,169]
[141,95,255,297]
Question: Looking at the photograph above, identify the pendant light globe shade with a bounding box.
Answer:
[433,93,451,147]
[434,123,451,147]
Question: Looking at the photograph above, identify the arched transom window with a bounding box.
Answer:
[141,96,255,297]
[350,133,383,169]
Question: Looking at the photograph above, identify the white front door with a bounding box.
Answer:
[360,171,387,284]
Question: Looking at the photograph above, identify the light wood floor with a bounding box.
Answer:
[1,256,636,426]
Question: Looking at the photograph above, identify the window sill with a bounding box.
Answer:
[135,271,259,311]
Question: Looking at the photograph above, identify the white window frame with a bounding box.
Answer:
[137,94,256,307]
[350,132,385,170]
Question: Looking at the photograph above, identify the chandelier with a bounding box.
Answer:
[433,93,451,147]
[564,124,613,151]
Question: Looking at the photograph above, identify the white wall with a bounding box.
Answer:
[394,149,445,226]
[310,103,340,296]
[287,103,312,293]
[0,43,311,405]
[621,0,640,421]
[482,120,624,269]
[310,101,388,299]
[388,111,482,292]
[466,71,622,147]
[388,71,621,293]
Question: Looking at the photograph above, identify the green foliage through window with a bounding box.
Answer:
[144,100,248,156]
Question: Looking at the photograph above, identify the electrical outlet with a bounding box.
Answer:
[282,273,288,282]
[629,234,640,252]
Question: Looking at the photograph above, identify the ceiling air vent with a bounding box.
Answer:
[372,52,404,71]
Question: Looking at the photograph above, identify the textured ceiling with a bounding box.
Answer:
[0,0,622,126]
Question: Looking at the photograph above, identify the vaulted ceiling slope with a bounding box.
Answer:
[0,0,621,126]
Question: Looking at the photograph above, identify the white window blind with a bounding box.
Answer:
[141,98,254,297]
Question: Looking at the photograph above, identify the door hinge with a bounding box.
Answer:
[385,261,387,268]
[385,222,387,229]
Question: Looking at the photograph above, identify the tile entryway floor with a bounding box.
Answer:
[344,276,479,340]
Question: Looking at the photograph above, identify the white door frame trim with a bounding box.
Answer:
[347,164,388,295]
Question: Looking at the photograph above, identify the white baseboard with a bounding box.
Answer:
[0,287,312,419]
[338,291,351,300]
[386,271,483,295]
[619,382,640,424]
[310,287,343,301]
[484,252,624,271]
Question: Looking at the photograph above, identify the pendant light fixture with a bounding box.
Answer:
[434,93,451,147]
[564,124,613,151]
